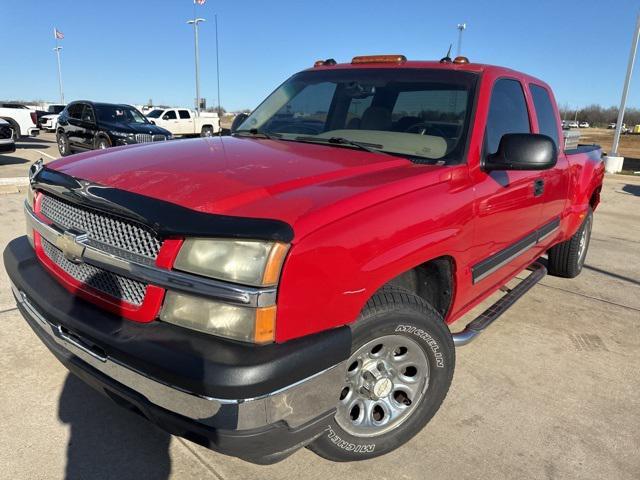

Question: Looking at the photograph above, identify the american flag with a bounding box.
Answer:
[54,28,64,40]
[194,0,206,4]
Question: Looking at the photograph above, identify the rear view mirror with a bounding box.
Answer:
[484,133,557,171]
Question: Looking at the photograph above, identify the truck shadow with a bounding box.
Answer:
[622,184,640,196]
[58,373,172,480]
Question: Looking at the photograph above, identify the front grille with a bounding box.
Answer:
[40,194,162,259]
[0,125,13,140]
[42,239,147,306]
[135,133,166,143]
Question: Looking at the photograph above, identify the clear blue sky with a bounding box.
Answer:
[1,0,639,112]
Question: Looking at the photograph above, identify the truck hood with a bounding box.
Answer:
[50,136,446,239]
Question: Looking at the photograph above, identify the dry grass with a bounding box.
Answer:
[577,127,640,159]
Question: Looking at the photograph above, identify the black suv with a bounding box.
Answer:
[56,101,172,155]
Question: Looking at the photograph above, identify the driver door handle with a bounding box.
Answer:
[533,179,545,197]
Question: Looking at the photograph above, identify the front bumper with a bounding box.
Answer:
[4,237,350,463]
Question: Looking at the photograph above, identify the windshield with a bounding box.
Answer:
[48,105,65,114]
[238,68,477,162]
[95,105,149,124]
[146,109,164,118]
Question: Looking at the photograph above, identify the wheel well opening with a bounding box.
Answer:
[590,186,602,211]
[385,257,455,319]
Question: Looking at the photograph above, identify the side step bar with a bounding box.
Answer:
[452,262,547,347]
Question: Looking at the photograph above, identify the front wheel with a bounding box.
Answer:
[57,133,70,156]
[95,137,110,150]
[308,286,455,462]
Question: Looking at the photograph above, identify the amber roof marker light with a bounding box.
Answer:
[453,56,470,64]
[314,58,337,67]
[351,55,407,64]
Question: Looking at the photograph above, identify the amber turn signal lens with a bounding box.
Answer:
[453,56,469,64]
[255,306,277,344]
[351,55,407,64]
[262,242,290,286]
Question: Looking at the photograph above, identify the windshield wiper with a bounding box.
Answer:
[233,129,281,140]
[293,136,388,155]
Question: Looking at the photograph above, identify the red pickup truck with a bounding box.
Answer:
[5,55,604,464]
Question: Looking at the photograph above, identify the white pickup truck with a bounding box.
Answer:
[0,106,39,139]
[146,108,220,137]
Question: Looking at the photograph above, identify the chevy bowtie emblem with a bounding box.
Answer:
[55,229,88,264]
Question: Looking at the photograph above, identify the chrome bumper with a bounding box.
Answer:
[11,284,345,430]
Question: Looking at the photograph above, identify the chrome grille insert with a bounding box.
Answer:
[40,194,162,259]
[135,133,166,143]
[41,238,147,306]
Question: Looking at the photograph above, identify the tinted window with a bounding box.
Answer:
[146,109,163,118]
[48,105,65,114]
[67,103,84,119]
[164,110,177,120]
[529,84,559,148]
[485,79,530,155]
[82,105,95,123]
[178,110,191,119]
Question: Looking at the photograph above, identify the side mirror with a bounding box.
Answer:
[162,115,170,120]
[484,133,557,171]
[230,113,249,133]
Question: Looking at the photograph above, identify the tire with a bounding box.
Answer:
[57,132,70,156]
[308,286,455,462]
[201,126,214,137]
[547,208,593,278]
[95,136,110,150]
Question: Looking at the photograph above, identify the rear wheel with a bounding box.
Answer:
[308,286,455,461]
[57,133,70,156]
[547,208,593,278]
[201,126,214,137]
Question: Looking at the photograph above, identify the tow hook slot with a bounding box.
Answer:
[58,326,108,362]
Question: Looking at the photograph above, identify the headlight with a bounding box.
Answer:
[174,239,289,286]
[160,292,276,343]
[109,131,134,139]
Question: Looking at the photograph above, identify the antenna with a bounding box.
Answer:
[440,44,453,63]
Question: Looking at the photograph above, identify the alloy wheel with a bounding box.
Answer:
[335,334,430,438]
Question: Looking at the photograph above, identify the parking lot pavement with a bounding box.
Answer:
[0,171,638,479]
[0,132,61,182]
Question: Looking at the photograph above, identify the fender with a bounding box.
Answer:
[562,147,604,240]
[276,165,475,342]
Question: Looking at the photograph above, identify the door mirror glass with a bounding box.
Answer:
[484,133,557,171]
[231,113,249,133]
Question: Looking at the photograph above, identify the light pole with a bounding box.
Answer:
[187,17,206,115]
[611,11,640,157]
[456,23,467,57]
[53,46,64,104]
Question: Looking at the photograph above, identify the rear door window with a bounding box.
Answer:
[529,84,559,148]
[178,110,191,119]
[485,79,531,155]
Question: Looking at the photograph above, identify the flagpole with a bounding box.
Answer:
[53,36,64,104]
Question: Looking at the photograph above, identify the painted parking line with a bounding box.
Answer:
[0,177,29,185]
[34,150,56,160]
